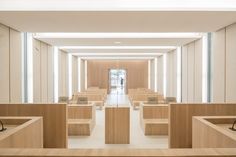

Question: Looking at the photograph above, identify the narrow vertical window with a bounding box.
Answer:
[53,47,59,102]
[177,47,182,102]
[202,34,208,103]
[68,54,72,98]
[163,54,167,97]
[148,60,151,89]
[154,58,158,92]
[26,33,33,103]
[78,58,81,92]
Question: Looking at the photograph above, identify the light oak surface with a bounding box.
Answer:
[105,106,130,144]
[0,117,43,148]
[193,116,236,148]
[169,103,236,148]
[0,148,236,156]
[0,103,68,148]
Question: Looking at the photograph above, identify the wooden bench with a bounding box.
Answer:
[142,119,168,135]
[67,104,96,136]
[68,119,93,136]
[129,94,164,109]
[140,103,169,135]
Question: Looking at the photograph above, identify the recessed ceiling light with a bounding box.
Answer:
[114,41,121,44]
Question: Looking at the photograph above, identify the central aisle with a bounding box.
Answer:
[68,93,168,148]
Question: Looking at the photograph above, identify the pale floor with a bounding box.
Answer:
[68,88,168,149]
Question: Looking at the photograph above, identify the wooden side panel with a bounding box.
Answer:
[105,107,130,144]
[0,103,68,148]
[169,103,236,148]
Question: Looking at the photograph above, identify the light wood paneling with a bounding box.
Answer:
[0,103,67,148]
[87,60,148,90]
[193,116,236,148]
[0,148,236,157]
[0,117,43,148]
[105,107,130,144]
[169,103,236,148]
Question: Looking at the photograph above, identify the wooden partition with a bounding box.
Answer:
[0,148,236,156]
[169,103,236,148]
[0,103,67,148]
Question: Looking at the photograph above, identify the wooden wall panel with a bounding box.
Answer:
[0,103,68,148]
[169,103,236,148]
[87,60,148,90]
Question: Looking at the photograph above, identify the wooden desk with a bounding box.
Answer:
[105,106,130,144]
[193,116,236,148]
[0,117,43,148]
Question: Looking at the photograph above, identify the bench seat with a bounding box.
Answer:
[68,119,93,136]
[141,119,168,135]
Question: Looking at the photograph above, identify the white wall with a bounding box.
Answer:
[0,24,23,103]
[149,59,155,91]
[80,59,86,92]
[212,23,236,102]
[166,50,177,97]
[72,55,78,94]
[181,39,202,102]
[58,50,69,97]
[33,39,54,103]
[157,56,163,94]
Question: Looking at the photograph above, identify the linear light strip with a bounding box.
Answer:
[60,46,176,49]
[70,53,163,56]
[34,33,203,39]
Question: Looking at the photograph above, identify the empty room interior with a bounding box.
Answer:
[0,0,236,156]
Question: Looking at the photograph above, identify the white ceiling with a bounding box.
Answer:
[1,10,235,59]
[0,11,236,32]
